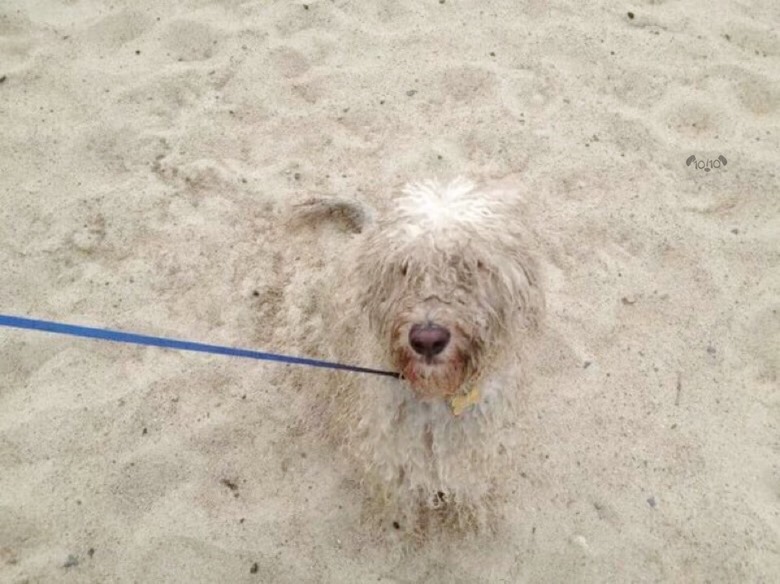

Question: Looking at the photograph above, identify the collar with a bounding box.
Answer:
[448,386,481,416]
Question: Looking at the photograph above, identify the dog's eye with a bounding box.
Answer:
[400,262,408,276]
[477,260,485,270]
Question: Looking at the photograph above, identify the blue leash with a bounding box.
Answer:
[0,314,399,378]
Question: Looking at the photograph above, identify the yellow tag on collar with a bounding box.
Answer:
[449,387,480,416]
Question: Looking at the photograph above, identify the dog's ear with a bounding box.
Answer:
[288,196,375,234]
[501,253,545,330]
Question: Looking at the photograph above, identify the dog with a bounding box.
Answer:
[296,177,544,533]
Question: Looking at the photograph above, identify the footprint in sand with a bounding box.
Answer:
[162,20,223,62]
[82,10,154,48]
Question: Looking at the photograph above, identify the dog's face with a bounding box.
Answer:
[352,180,541,400]
[383,252,513,399]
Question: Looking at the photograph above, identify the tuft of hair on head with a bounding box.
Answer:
[396,177,508,232]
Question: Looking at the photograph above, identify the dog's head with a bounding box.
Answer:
[352,178,543,400]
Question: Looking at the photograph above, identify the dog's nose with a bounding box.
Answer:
[409,324,451,358]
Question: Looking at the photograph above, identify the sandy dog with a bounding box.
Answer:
[296,178,544,532]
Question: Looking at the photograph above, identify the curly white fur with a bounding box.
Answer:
[318,178,544,531]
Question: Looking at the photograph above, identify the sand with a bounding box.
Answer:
[1,0,778,582]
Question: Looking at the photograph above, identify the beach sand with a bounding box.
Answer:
[1,0,778,582]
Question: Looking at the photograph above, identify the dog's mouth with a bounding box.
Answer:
[414,353,445,367]
[396,350,470,399]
